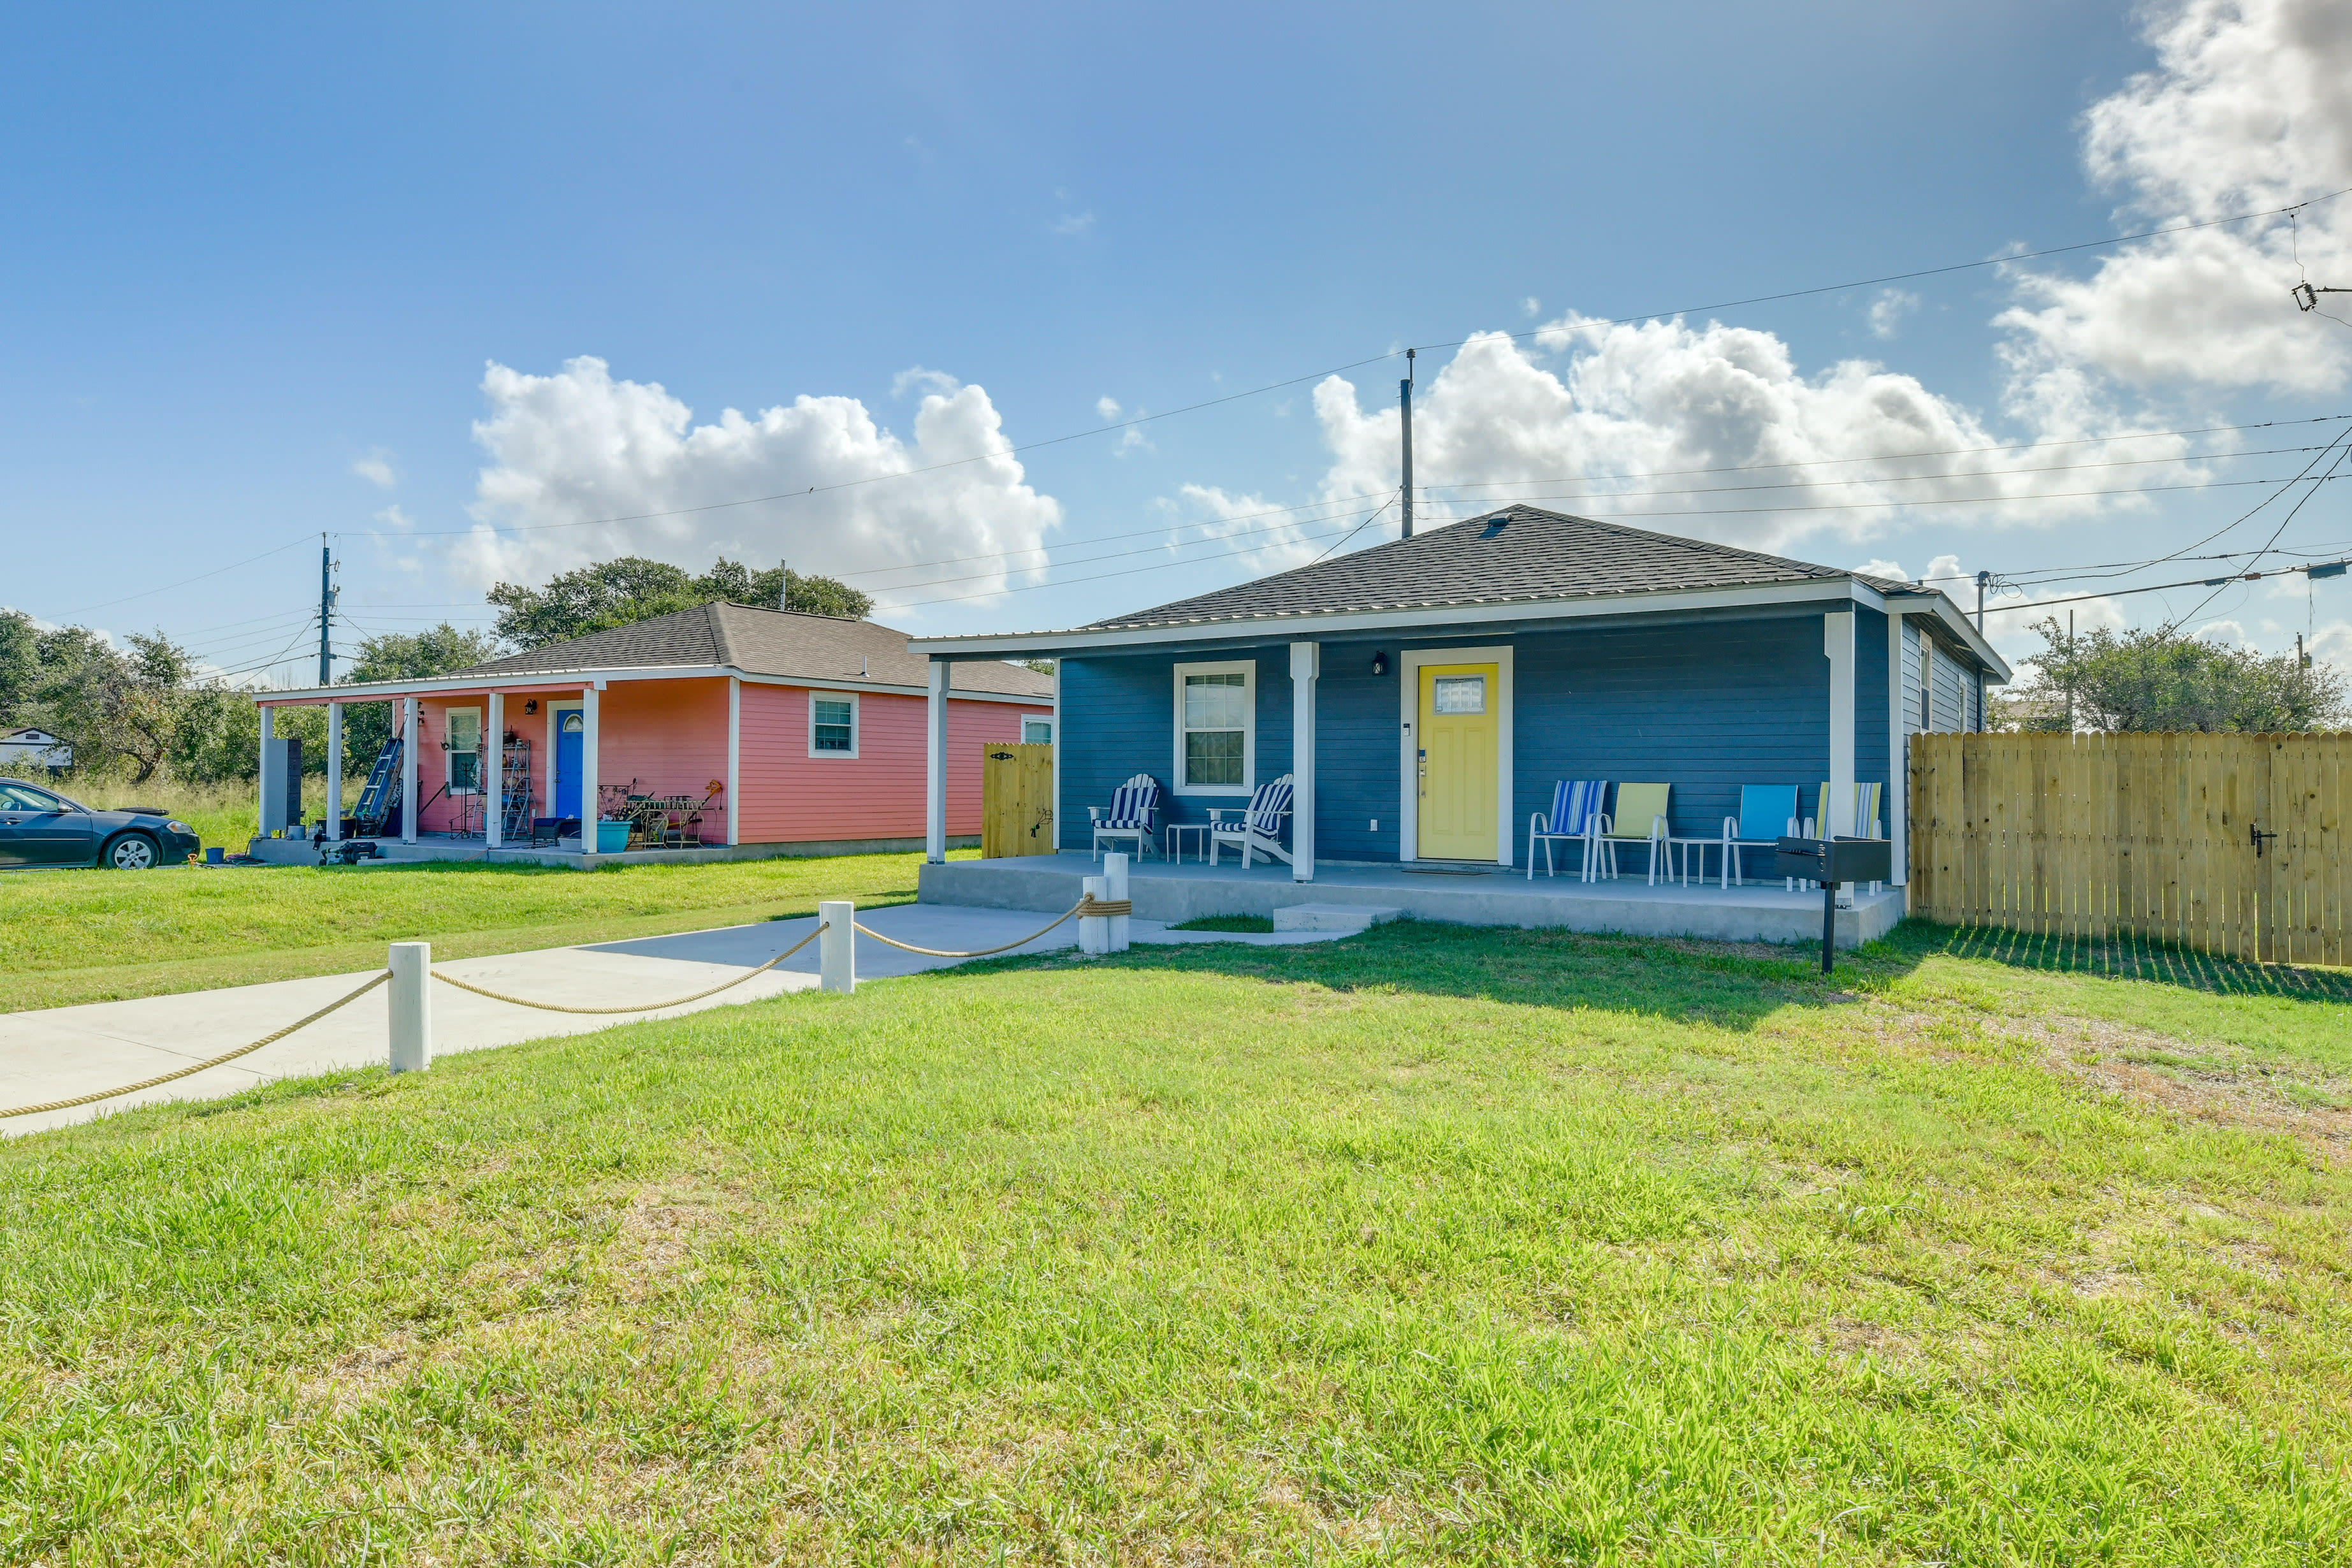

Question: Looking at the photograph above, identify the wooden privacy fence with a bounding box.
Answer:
[1910,731,2350,964]
[980,743,1054,858]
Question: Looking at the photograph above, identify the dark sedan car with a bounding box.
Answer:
[0,780,201,869]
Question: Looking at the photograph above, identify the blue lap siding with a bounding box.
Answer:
[1057,607,1896,864]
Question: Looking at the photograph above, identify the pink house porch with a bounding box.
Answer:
[249,604,1053,866]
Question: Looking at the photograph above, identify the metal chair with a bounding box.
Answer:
[1528,780,1605,880]
[1718,784,1801,888]
[1588,782,1671,885]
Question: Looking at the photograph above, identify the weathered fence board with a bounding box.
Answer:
[1909,731,2352,964]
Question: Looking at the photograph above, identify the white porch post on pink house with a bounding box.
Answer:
[726,677,741,846]
[581,683,601,852]
[325,702,342,842]
[924,659,952,863]
[400,697,418,844]
[256,703,274,835]
[484,691,504,848]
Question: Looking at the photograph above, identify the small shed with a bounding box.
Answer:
[0,728,73,771]
[910,506,2008,885]
[252,603,1052,864]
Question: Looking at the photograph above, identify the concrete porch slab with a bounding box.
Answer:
[240,833,979,870]
[920,852,1908,948]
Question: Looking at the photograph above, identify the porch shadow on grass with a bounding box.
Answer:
[940,914,2352,1033]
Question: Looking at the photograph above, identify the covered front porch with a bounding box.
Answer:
[918,851,1906,949]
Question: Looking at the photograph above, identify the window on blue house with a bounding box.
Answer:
[1173,660,1253,794]
[809,693,857,757]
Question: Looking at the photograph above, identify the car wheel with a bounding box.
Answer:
[106,832,160,871]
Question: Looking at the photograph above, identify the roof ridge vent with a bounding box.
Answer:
[1477,513,1512,539]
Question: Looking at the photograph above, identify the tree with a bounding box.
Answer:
[0,610,37,725]
[486,556,872,649]
[2003,616,2347,733]
[17,625,204,783]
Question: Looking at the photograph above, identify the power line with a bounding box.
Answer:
[351,189,2352,544]
[1977,555,2352,618]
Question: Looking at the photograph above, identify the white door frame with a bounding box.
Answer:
[1397,644,1514,865]
[548,701,583,820]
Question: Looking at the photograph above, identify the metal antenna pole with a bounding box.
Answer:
[1975,569,1989,634]
[1399,348,1415,539]
[318,535,335,685]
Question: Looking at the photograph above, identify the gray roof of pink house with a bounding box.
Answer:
[457,603,1052,697]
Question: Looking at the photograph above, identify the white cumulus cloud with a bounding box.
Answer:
[1867,289,1919,340]
[1308,323,2198,557]
[454,357,1063,612]
[1997,0,2352,398]
[352,449,397,488]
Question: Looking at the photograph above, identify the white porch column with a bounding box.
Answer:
[726,677,741,846]
[484,692,504,848]
[1825,610,1855,838]
[581,683,602,852]
[924,660,951,863]
[325,702,343,841]
[256,703,275,837]
[1289,641,1318,883]
[399,697,418,844]
[1886,611,1909,885]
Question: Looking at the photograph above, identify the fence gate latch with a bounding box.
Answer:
[2251,823,2279,857]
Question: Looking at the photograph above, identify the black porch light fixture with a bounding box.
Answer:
[1371,651,1390,676]
[523,699,539,715]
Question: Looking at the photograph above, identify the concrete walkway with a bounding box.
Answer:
[0,904,1341,1136]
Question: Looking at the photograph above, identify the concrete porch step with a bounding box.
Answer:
[1272,903,1402,933]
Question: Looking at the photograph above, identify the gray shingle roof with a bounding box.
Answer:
[456,604,1052,697]
[1081,505,1917,631]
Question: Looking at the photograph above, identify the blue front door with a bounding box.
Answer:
[554,711,583,818]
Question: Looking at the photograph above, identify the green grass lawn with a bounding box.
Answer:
[4,920,2349,1563]
[0,852,967,1013]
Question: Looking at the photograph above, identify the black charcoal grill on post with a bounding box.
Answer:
[1775,836,1894,973]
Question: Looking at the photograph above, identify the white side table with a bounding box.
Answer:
[1166,822,1212,864]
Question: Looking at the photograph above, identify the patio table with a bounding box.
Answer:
[1166,822,1213,864]
[1664,836,1720,886]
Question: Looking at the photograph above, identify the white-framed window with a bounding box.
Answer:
[1021,715,1052,744]
[446,706,483,794]
[808,691,859,758]
[1172,660,1254,795]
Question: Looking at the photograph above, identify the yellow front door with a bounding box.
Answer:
[1417,662,1499,860]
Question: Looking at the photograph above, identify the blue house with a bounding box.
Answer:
[911,506,2006,901]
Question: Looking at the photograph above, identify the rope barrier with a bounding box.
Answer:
[428,922,830,1014]
[0,970,394,1120]
[848,894,1127,959]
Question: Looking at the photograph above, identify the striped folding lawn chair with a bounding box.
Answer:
[1527,780,1606,881]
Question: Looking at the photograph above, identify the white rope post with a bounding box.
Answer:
[1103,852,1130,952]
[819,901,855,994]
[388,942,432,1073]
[1080,876,1109,955]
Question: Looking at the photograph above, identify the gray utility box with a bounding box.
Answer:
[1775,835,1892,886]
[259,736,303,835]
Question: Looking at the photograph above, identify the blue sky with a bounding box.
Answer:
[6,0,2350,683]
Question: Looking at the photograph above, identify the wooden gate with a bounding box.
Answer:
[1910,731,2349,963]
[980,743,1054,858]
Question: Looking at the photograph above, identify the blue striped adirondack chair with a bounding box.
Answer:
[1527,780,1606,880]
[1208,774,1295,867]
[1087,774,1161,862]
[1718,783,1801,889]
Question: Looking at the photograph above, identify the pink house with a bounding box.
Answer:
[249,604,1054,864]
